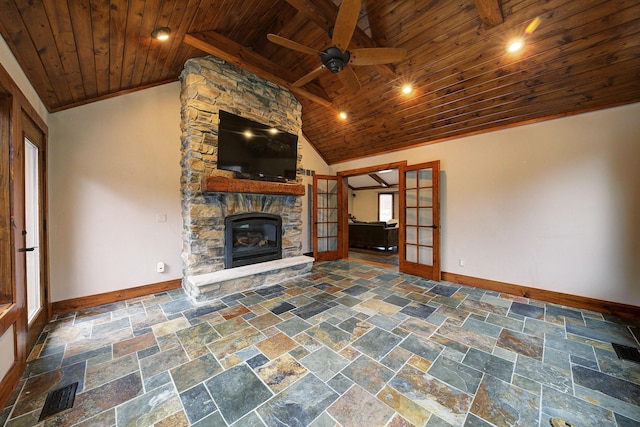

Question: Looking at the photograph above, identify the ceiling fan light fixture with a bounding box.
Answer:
[151,27,171,41]
[322,47,351,74]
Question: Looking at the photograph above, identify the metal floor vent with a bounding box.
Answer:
[38,382,78,421]
[612,343,640,364]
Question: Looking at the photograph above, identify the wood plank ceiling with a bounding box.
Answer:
[0,0,638,164]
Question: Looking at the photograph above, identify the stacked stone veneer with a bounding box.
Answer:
[179,56,304,278]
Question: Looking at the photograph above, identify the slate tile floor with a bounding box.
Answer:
[2,260,640,426]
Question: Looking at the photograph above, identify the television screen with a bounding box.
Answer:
[217,110,298,182]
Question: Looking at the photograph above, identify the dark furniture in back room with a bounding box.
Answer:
[348,222,399,251]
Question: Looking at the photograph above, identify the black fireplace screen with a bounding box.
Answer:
[224,213,282,268]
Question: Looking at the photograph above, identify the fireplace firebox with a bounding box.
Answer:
[224,213,282,268]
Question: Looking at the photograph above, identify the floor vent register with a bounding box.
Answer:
[38,382,79,421]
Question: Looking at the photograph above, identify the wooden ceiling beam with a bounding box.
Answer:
[282,0,397,80]
[184,31,332,107]
[368,173,390,188]
[473,0,504,28]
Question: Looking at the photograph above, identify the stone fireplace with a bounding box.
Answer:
[179,56,313,303]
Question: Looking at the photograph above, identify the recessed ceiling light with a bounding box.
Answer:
[507,39,524,53]
[401,84,413,94]
[268,127,279,135]
[151,27,171,41]
[338,111,348,120]
[243,130,254,138]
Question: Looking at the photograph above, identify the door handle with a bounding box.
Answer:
[19,247,37,252]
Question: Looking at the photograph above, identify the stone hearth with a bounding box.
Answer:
[179,56,313,302]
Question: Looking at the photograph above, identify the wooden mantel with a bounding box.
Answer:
[202,176,305,196]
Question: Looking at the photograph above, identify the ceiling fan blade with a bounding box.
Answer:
[293,65,327,87]
[267,34,322,56]
[350,48,407,65]
[338,65,360,92]
[331,0,362,51]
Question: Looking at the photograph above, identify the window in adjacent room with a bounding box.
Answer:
[378,193,395,222]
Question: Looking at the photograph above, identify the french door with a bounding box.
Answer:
[399,161,441,280]
[313,175,343,261]
[18,112,48,351]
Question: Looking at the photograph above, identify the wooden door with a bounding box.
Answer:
[399,161,441,280]
[313,175,342,261]
[17,112,49,351]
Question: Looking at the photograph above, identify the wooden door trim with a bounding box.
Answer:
[399,161,441,280]
[312,175,342,261]
[337,161,407,261]
[20,110,50,352]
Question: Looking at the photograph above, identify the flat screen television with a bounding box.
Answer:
[217,110,299,183]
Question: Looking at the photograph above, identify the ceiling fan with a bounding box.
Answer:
[267,0,406,92]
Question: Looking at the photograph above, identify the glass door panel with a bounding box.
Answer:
[24,139,41,323]
[399,161,440,280]
[313,175,341,261]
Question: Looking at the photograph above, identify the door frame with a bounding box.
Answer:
[337,161,407,260]
[19,111,50,351]
[313,174,343,261]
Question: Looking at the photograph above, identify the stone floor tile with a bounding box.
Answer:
[113,332,156,358]
[515,355,572,394]
[461,347,514,383]
[436,321,495,353]
[377,385,432,427]
[219,304,251,320]
[85,353,138,390]
[206,364,272,424]
[207,326,263,360]
[180,383,217,424]
[213,316,250,336]
[341,354,394,394]
[170,352,222,393]
[176,322,222,359]
[428,356,483,395]
[151,317,191,337]
[292,301,332,320]
[258,374,338,426]
[509,301,545,319]
[328,384,394,427]
[140,345,190,379]
[389,365,473,425]
[462,317,502,339]
[255,332,297,359]
[256,353,307,393]
[496,329,543,360]
[573,365,640,406]
[541,385,616,426]
[399,333,443,362]
[352,327,403,360]
[300,347,349,381]
[400,302,437,320]
[470,375,539,426]
[305,321,352,351]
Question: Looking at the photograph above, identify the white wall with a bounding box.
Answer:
[48,83,183,302]
[299,137,332,253]
[350,188,399,222]
[333,103,640,307]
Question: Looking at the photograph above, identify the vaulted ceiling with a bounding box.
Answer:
[1,0,638,164]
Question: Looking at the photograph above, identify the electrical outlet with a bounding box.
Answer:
[157,262,165,273]
[459,258,465,267]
